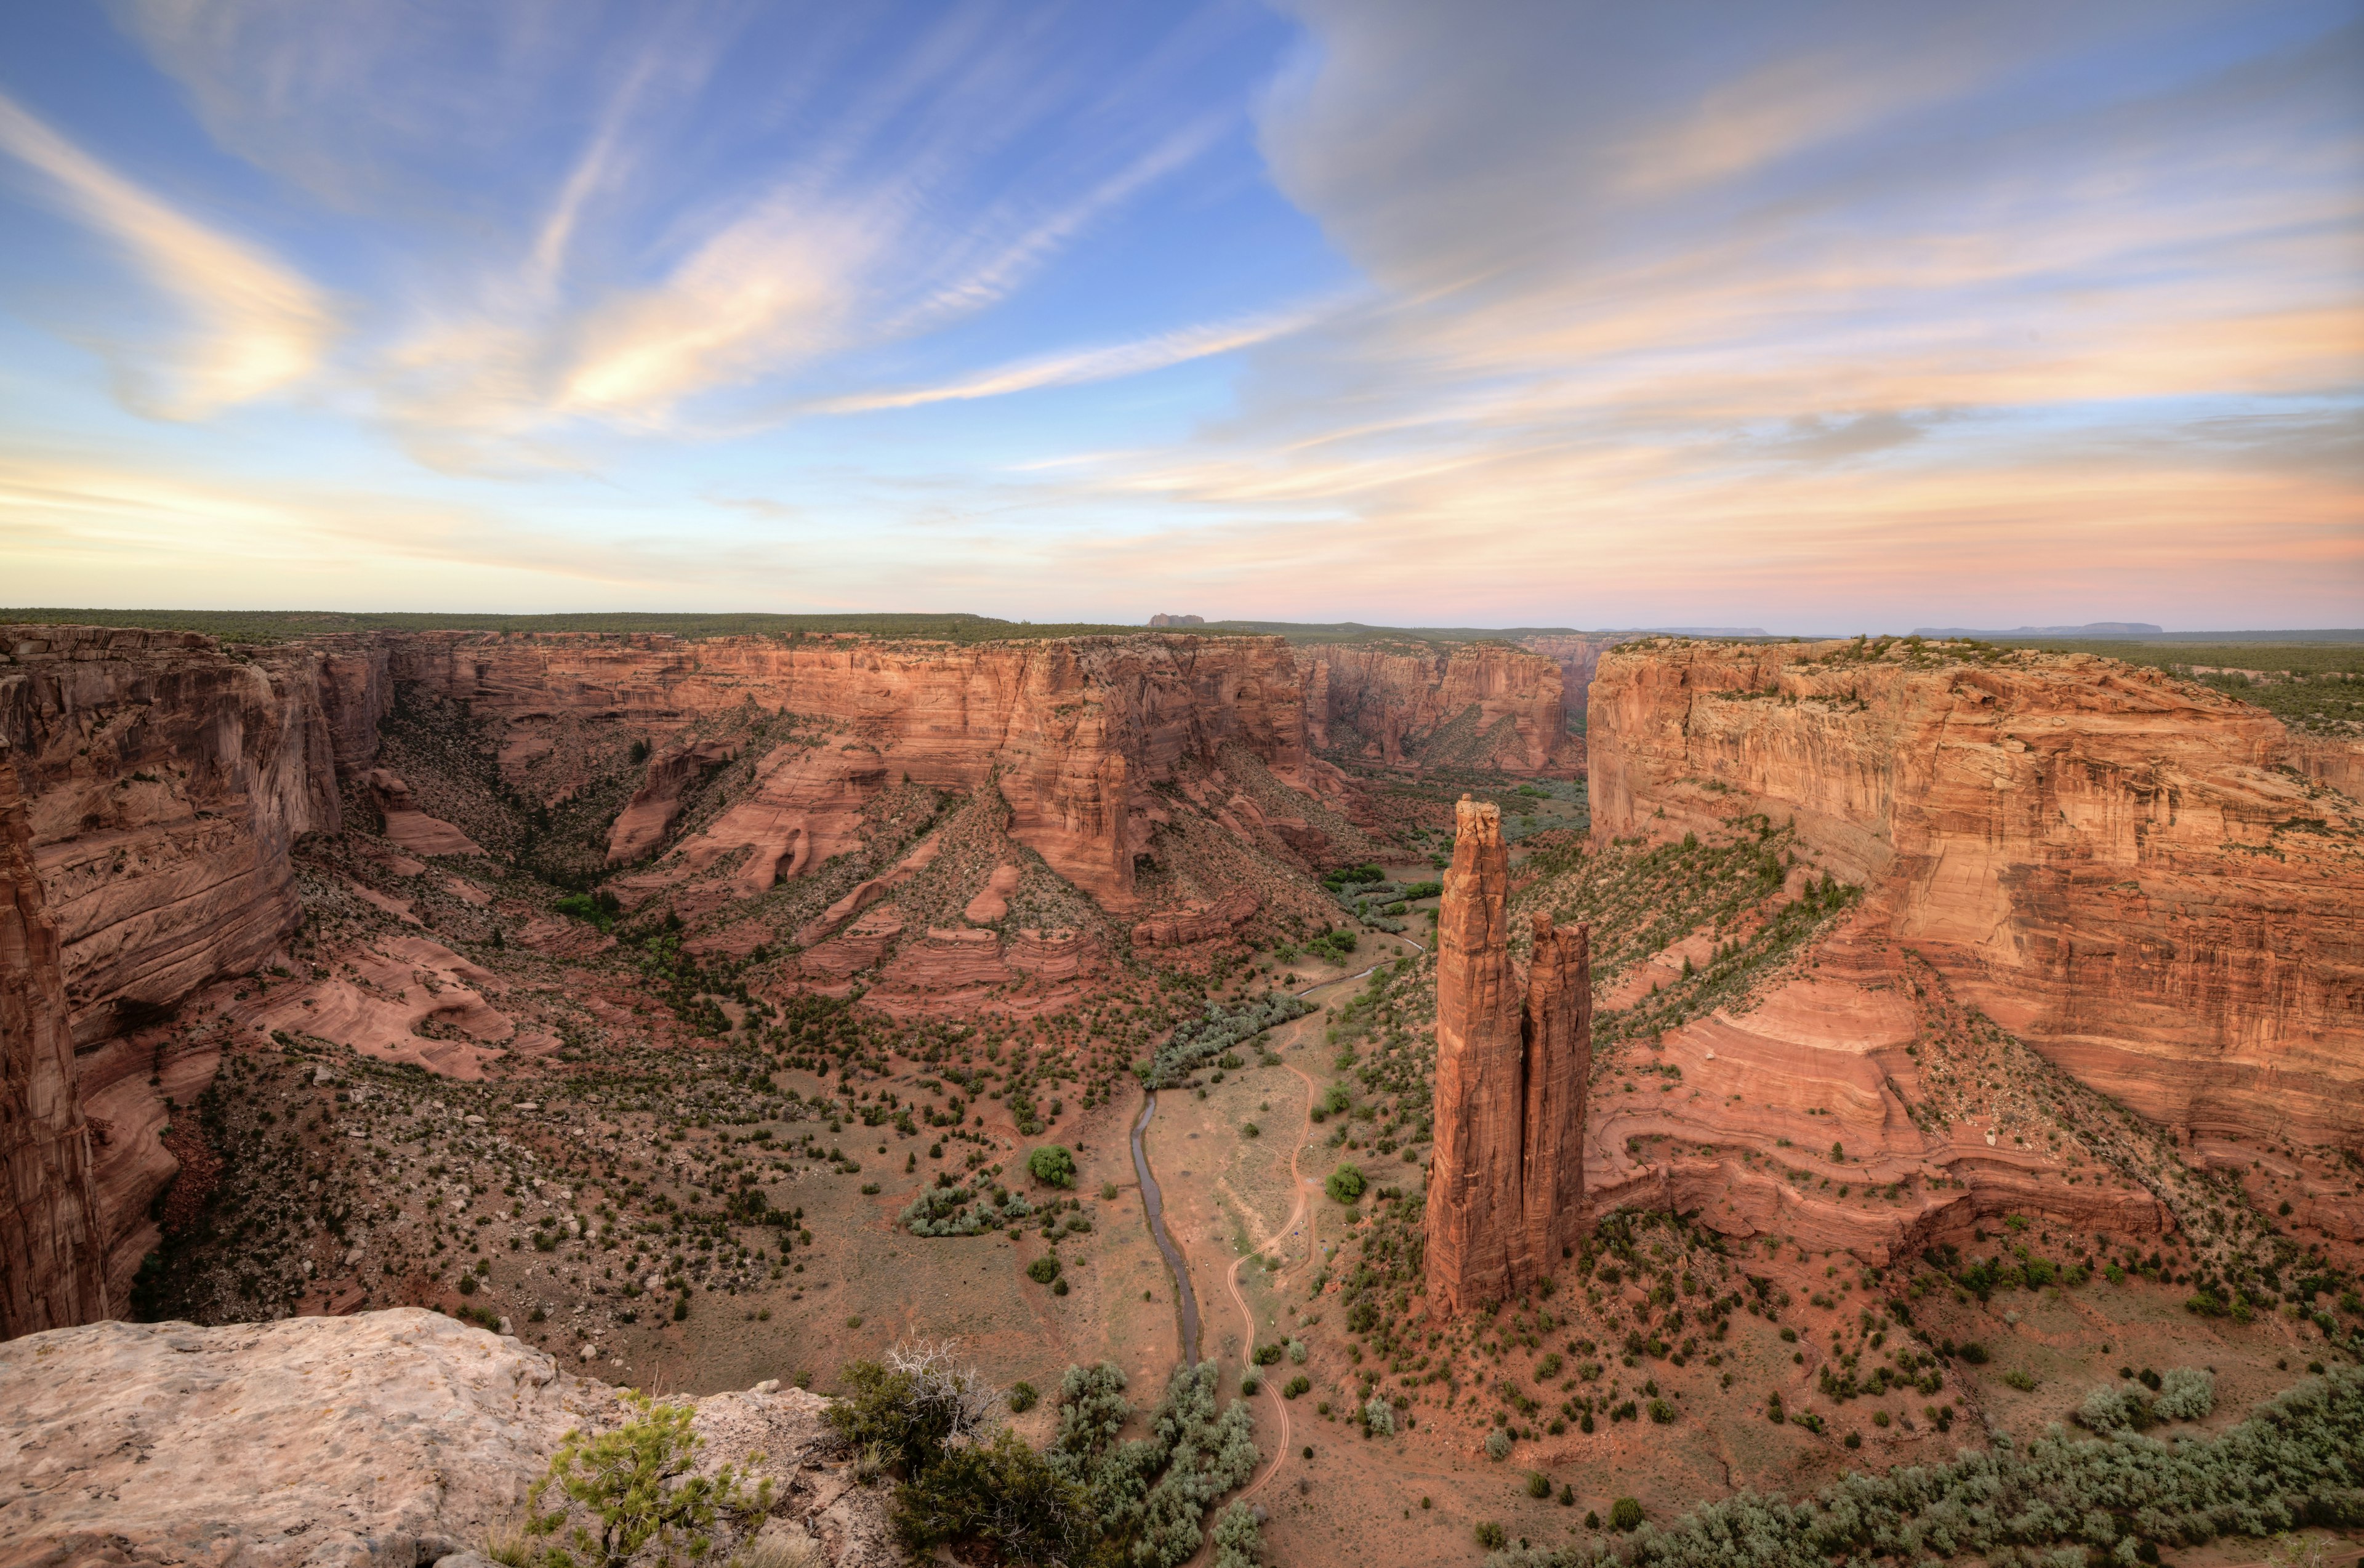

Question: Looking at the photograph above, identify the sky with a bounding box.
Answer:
[0,1,2357,633]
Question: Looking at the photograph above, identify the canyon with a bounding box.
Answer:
[1,616,2360,1568]
[1295,639,1579,775]
[0,621,1380,1323]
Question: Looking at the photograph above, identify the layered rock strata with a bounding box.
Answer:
[605,738,740,865]
[1297,641,1577,774]
[0,748,108,1338]
[392,630,1318,907]
[0,624,1339,1319]
[1425,797,1589,1316]
[1588,640,2364,1144]
[361,768,484,857]
[1,625,354,1312]
[1515,632,1624,731]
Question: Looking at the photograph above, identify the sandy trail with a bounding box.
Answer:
[1231,935,1426,1502]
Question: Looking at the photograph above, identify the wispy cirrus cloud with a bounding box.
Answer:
[2,0,2354,626]
[0,89,334,418]
[807,300,1337,415]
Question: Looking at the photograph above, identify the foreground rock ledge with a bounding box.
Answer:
[0,1308,893,1568]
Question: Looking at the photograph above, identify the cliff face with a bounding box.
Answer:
[390,630,1314,907]
[1515,633,1623,731]
[0,626,344,1045]
[0,626,357,1308]
[1297,642,1577,774]
[1425,797,1589,1316]
[1588,640,2364,1144]
[0,747,108,1339]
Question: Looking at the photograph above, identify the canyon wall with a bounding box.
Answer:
[1516,633,1625,731]
[0,624,1337,1331]
[1296,641,1577,774]
[1588,639,2364,1144]
[0,625,360,1308]
[1,746,109,1338]
[1425,797,1590,1316]
[388,630,1317,907]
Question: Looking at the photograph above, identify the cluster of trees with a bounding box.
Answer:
[1482,1368,2363,1568]
[829,1344,1264,1567]
[1140,992,1316,1088]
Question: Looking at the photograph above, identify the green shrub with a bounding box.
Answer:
[1027,1146,1077,1188]
[1211,1500,1263,1568]
[1527,1471,1553,1498]
[1611,1497,1644,1532]
[1475,1521,1508,1550]
[826,1344,1003,1476]
[2153,1366,2214,1421]
[1485,1428,1512,1460]
[1283,1375,1310,1399]
[1009,1381,1039,1414]
[1027,1255,1063,1285]
[1576,1369,2364,1568]
[1325,1164,1366,1205]
[525,1390,771,1562]
[895,1428,1094,1565]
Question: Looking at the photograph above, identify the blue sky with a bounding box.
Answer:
[1,1,2357,630]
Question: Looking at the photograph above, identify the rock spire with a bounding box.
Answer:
[1424,795,1590,1316]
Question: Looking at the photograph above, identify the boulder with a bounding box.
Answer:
[0,1308,894,1567]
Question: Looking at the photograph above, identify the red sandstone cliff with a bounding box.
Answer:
[391,630,1316,907]
[1516,633,1623,731]
[1587,639,2364,1144]
[0,623,1345,1310]
[1,746,108,1338]
[0,626,361,1302]
[1425,797,1590,1316]
[1297,641,1577,774]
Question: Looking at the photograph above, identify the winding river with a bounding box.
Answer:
[1128,932,1428,1367]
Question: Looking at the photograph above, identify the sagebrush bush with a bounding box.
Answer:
[1480,1369,2364,1568]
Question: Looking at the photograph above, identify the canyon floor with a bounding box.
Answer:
[126,793,2364,1568]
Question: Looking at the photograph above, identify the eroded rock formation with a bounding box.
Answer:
[0,622,1353,1315]
[1515,632,1623,731]
[1,625,352,1306]
[391,630,1318,907]
[361,768,484,857]
[1297,641,1577,774]
[1588,639,2364,1144]
[1,747,108,1338]
[1425,797,1589,1316]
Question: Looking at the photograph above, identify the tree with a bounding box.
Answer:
[827,1339,1004,1475]
[1027,1144,1077,1188]
[1325,1164,1366,1204]
[525,1391,771,1567]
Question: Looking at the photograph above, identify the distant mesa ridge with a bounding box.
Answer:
[1915,621,2163,638]
[1146,613,1205,626]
